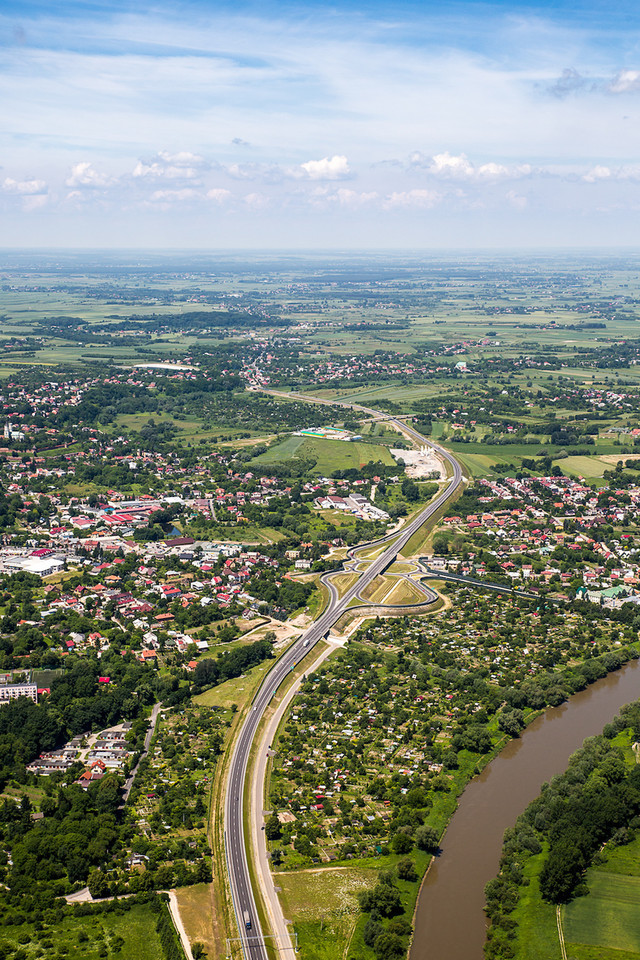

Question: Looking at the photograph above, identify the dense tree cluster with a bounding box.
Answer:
[0,652,161,786]
[485,701,640,959]
[192,638,274,690]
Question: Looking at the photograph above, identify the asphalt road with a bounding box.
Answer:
[223,412,463,959]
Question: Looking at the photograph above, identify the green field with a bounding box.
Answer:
[0,904,166,960]
[564,872,640,957]
[193,656,277,712]
[253,434,395,473]
[277,865,378,960]
[560,455,612,478]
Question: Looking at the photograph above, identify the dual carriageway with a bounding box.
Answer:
[224,405,464,959]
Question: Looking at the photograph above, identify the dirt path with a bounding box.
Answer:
[556,905,568,960]
[168,890,194,960]
[122,701,162,802]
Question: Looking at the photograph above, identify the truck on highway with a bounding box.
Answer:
[243,910,251,930]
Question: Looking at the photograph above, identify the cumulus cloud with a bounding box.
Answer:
[429,152,475,178]
[545,67,640,99]
[148,188,199,203]
[383,189,440,210]
[477,162,510,178]
[243,192,270,209]
[133,151,208,180]
[308,187,377,208]
[547,68,594,98]
[299,155,351,180]
[333,188,377,207]
[23,195,49,211]
[225,161,285,182]
[506,189,527,210]
[583,165,611,182]
[609,70,640,94]
[206,188,232,203]
[3,177,47,195]
[66,161,112,188]
[406,152,530,181]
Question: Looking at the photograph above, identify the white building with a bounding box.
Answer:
[0,683,38,704]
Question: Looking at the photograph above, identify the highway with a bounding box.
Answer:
[223,408,464,959]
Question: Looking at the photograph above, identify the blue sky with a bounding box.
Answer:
[2,0,640,247]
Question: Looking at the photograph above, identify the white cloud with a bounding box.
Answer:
[158,150,204,165]
[334,188,377,206]
[477,162,510,178]
[383,189,440,210]
[206,188,232,203]
[66,161,112,188]
[300,155,351,180]
[243,192,270,209]
[148,188,199,203]
[406,152,530,181]
[583,165,611,182]
[308,187,377,208]
[609,70,640,94]
[133,151,207,181]
[3,177,47,195]
[22,195,48,211]
[429,152,475,178]
[506,189,527,210]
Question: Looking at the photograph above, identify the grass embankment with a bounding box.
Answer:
[201,632,330,960]
[243,641,336,960]
[329,572,361,598]
[402,480,466,558]
[194,656,283,711]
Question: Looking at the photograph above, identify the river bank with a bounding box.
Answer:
[410,658,640,960]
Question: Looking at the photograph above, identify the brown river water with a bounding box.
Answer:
[410,658,640,960]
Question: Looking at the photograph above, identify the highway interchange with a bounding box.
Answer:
[224,409,464,959]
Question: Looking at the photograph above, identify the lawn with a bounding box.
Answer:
[384,578,428,605]
[599,836,640,879]
[329,572,361,598]
[359,575,394,604]
[563,871,640,957]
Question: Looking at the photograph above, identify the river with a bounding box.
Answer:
[410,658,640,960]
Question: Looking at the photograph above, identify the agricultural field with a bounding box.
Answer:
[564,871,640,957]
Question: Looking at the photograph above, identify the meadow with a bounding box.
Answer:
[0,904,166,960]
[252,435,396,473]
